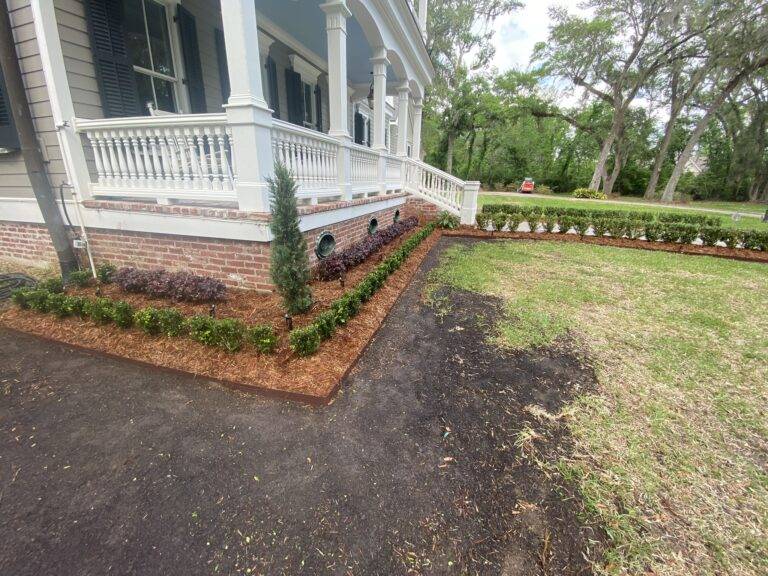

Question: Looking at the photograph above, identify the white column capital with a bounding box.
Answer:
[370,46,390,70]
[320,0,352,27]
[413,97,424,110]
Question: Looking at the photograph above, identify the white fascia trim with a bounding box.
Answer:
[0,196,406,242]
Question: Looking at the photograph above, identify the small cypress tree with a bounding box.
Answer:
[269,162,312,314]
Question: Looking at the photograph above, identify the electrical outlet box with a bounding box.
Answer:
[72,239,87,249]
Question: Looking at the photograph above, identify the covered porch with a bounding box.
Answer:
[59,0,476,222]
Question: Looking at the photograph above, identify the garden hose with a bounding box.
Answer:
[0,273,37,301]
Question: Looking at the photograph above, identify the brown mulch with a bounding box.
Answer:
[0,228,442,404]
[445,228,768,263]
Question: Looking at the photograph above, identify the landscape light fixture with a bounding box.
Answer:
[284,314,293,331]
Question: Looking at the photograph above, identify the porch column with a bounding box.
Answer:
[411,97,423,160]
[221,0,273,212]
[258,32,275,110]
[396,84,410,158]
[321,0,352,140]
[371,48,389,151]
[418,0,428,38]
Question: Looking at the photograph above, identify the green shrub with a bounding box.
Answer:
[68,296,90,318]
[96,262,117,284]
[644,222,662,242]
[660,223,698,244]
[211,318,246,352]
[289,325,321,357]
[699,226,723,246]
[314,310,337,341]
[11,288,32,309]
[592,218,609,237]
[27,289,52,312]
[247,324,278,353]
[536,184,553,195]
[157,308,186,337]
[720,229,739,249]
[475,213,492,230]
[436,211,459,229]
[38,278,64,294]
[742,231,768,251]
[269,162,312,315]
[572,188,607,199]
[86,298,114,324]
[557,216,574,234]
[111,301,135,328]
[185,315,217,346]
[134,307,163,335]
[542,217,557,233]
[331,292,361,325]
[67,270,92,288]
[491,212,508,232]
[606,219,626,238]
[625,220,645,240]
[46,293,73,318]
[571,217,589,236]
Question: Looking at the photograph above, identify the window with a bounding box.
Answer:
[303,82,315,126]
[125,0,178,113]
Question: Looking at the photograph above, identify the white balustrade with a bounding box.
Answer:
[384,154,403,185]
[404,158,469,216]
[348,143,379,187]
[75,114,235,202]
[271,119,341,202]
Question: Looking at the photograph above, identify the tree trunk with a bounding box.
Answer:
[660,63,766,202]
[589,105,624,191]
[446,133,455,174]
[464,130,476,180]
[0,3,78,278]
[645,73,680,199]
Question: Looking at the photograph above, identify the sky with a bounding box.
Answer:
[490,0,584,73]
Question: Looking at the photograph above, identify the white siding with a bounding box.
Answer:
[0,0,65,199]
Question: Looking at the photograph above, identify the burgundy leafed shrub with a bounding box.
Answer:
[316,216,418,281]
[114,267,226,302]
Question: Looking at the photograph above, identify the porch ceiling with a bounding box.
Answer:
[257,0,404,89]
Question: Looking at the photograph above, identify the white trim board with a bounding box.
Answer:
[0,197,406,243]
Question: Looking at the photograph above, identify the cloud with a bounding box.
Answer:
[491,0,586,72]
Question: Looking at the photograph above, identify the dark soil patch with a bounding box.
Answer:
[447,228,768,263]
[0,237,603,575]
[0,229,440,401]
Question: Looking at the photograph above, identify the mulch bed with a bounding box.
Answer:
[0,227,442,404]
[445,228,768,263]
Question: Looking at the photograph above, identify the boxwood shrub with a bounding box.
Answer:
[111,301,135,329]
[134,307,163,335]
[289,325,321,357]
[157,308,186,337]
[247,324,278,354]
[67,270,92,288]
[86,298,114,325]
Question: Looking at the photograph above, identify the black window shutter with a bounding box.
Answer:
[366,119,371,147]
[354,111,364,145]
[177,5,206,113]
[0,68,19,149]
[84,0,141,118]
[266,57,280,117]
[285,68,304,125]
[314,85,323,131]
[213,28,230,104]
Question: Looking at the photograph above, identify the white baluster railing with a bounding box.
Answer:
[404,158,476,222]
[384,154,403,185]
[348,143,379,189]
[74,114,236,203]
[271,119,341,203]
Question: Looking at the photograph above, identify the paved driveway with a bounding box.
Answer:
[0,238,598,575]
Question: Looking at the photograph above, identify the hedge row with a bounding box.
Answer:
[114,267,226,302]
[477,210,768,251]
[481,203,723,227]
[11,288,277,354]
[316,216,419,281]
[289,221,438,356]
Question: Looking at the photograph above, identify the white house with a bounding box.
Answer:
[0,0,478,289]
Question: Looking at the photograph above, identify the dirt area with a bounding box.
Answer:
[0,237,603,575]
[447,228,768,263]
[0,227,440,402]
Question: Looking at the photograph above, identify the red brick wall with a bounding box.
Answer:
[402,197,439,221]
[0,203,414,290]
[0,221,57,266]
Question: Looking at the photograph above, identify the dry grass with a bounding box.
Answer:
[429,240,768,575]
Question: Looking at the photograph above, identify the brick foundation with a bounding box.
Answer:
[0,200,425,291]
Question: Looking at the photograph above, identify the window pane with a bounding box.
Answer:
[144,0,174,77]
[134,72,154,115]
[153,78,177,113]
[304,84,312,123]
[124,0,151,70]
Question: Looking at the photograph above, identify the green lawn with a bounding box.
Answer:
[429,240,768,575]
[479,194,767,231]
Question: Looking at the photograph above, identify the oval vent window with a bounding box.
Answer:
[368,217,379,235]
[315,231,336,259]
[393,209,401,223]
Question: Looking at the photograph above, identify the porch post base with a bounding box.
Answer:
[460,181,480,225]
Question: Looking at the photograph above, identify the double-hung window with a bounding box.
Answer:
[124,0,179,114]
[302,82,315,127]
